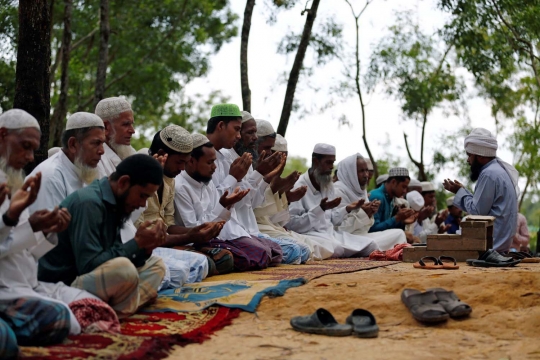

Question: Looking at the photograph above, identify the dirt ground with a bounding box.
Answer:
[169,262,540,360]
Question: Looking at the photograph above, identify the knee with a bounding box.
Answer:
[106,257,139,284]
[22,299,70,346]
[151,257,167,280]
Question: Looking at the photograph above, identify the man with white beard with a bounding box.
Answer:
[287,144,379,257]
[334,153,407,250]
[94,97,136,177]
[94,97,141,243]
[28,112,106,213]
[0,110,107,357]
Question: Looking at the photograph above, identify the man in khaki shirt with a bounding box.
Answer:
[138,125,233,282]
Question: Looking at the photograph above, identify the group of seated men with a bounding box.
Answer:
[0,99,491,357]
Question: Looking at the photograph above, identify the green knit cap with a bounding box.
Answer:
[210,104,242,118]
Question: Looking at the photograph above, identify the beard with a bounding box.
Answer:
[74,155,99,184]
[191,170,213,184]
[0,156,25,194]
[469,157,483,182]
[115,189,132,226]
[234,141,259,167]
[109,141,135,160]
[313,167,332,192]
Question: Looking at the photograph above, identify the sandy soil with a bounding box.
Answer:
[168,262,540,360]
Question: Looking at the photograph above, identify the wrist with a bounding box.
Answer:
[2,212,19,227]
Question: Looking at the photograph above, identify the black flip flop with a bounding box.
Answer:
[426,288,472,318]
[401,289,449,324]
[345,309,379,338]
[290,308,352,336]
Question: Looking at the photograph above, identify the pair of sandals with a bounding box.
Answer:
[466,249,521,267]
[506,251,540,263]
[401,288,472,324]
[413,256,459,270]
[290,308,378,338]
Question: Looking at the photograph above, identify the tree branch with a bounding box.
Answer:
[79,0,189,111]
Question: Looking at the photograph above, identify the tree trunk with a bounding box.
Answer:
[277,0,321,136]
[93,0,109,109]
[50,0,73,147]
[13,0,52,171]
[240,0,255,113]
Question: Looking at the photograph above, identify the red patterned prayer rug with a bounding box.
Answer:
[19,306,240,360]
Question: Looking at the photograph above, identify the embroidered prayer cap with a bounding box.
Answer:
[272,134,287,152]
[406,191,425,211]
[388,167,409,178]
[95,97,132,120]
[408,178,422,188]
[256,120,275,137]
[464,128,498,157]
[420,181,435,192]
[137,148,150,155]
[0,109,40,130]
[192,133,210,148]
[159,125,193,154]
[446,196,455,207]
[241,111,254,123]
[365,158,374,171]
[48,147,61,158]
[376,174,389,186]
[210,104,242,118]
[66,112,104,130]
[313,143,336,156]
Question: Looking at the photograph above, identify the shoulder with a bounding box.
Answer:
[61,182,103,210]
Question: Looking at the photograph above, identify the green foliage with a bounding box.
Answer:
[440,0,540,200]
[277,16,344,66]
[366,11,464,120]
[0,0,237,136]
[283,155,309,177]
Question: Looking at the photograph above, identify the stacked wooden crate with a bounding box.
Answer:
[403,215,495,262]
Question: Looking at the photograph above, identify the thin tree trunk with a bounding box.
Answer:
[344,0,377,178]
[50,0,73,147]
[277,0,321,136]
[93,0,109,108]
[240,0,255,112]
[519,176,530,211]
[13,0,52,171]
[403,132,427,181]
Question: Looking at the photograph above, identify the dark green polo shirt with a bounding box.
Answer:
[38,177,148,285]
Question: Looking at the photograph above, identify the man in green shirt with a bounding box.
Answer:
[38,154,168,318]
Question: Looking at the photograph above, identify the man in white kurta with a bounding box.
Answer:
[252,131,327,260]
[223,112,308,264]
[0,110,102,338]
[176,133,281,270]
[334,153,406,250]
[287,144,378,258]
[94,97,140,242]
[136,126,211,285]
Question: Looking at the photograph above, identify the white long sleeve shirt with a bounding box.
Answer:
[28,151,85,213]
[211,149,269,237]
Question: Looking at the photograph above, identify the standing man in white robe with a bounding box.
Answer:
[334,153,407,250]
[287,144,379,258]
